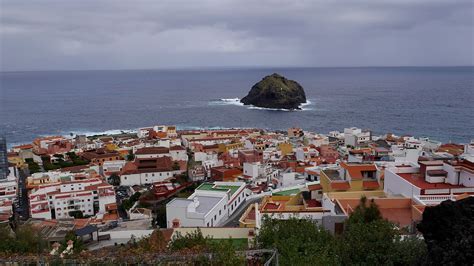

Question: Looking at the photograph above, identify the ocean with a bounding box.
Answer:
[1,67,473,147]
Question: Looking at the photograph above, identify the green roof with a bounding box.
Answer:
[197,183,241,197]
[273,188,301,196]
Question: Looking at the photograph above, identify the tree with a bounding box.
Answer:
[169,229,245,265]
[172,161,180,171]
[126,150,135,161]
[338,196,427,265]
[209,238,245,266]
[62,230,84,254]
[69,210,84,219]
[108,173,120,186]
[0,224,47,254]
[417,197,474,265]
[135,230,167,252]
[169,229,210,252]
[256,217,337,265]
[121,192,142,210]
[25,158,41,174]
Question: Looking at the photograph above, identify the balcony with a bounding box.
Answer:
[413,195,456,205]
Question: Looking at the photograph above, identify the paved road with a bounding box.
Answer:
[221,196,262,227]
[15,168,30,220]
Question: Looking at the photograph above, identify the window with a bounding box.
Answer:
[214,215,216,220]
[219,210,221,215]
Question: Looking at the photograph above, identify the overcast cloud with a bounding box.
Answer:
[0,0,473,71]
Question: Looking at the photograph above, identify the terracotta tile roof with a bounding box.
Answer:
[340,162,377,179]
[330,182,351,191]
[437,143,464,156]
[121,157,174,175]
[306,170,319,176]
[398,173,465,190]
[305,199,322,207]
[74,218,91,229]
[136,147,170,155]
[169,146,186,151]
[307,184,322,191]
[105,203,118,211]
[13,144,33,150]
[102,213,119,222]
[362,180,380,189]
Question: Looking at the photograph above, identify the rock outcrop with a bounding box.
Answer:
[240,73,307,110]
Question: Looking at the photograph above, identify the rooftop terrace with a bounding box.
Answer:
[322,169,342,181]
[197,183,241,197]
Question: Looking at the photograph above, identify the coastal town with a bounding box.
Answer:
[0,126,473,263]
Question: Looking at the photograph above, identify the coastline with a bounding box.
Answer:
[5,124,473,150]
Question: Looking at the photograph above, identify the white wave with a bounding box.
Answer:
[209,98,315,111]
[247,106,294,112]
[176,125,254,130]
[220,98,240,102]
[209,98,244,106]
[60,128,137,138]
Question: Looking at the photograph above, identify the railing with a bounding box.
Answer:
[413,195,456,205]
[451,187,474,193]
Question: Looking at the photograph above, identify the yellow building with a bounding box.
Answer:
[288,127,304,138]
[320,162,383,193]
[278,143,293,157]
[105,143,119,152]
[7,153,26,168]
[218,142,244,153]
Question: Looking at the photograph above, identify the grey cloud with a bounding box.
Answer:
[0,0,472,70]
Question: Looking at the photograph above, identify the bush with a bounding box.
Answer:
[0,224,47,254]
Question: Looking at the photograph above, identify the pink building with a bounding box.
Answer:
[33,136,73,155]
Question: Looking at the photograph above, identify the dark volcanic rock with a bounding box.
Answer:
[240,73,307,110]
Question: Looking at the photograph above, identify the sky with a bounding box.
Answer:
[0,0,473,71]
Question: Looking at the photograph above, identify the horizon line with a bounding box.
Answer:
[1,65,473,73]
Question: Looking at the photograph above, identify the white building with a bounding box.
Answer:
[344,127,371,147]
[461,141,474,163]
[295,147,319,162]
[243,162,261,179]
[384,160,474,199]
[0,172,17,219]
[103,160,127,174]
[306,133,329,147]
[166,182,248,228]
[194,152,218,163]
[135,147,170,159]
[137,127,152,138]
[170,146,188,161]
[29,177,116,220]
[390,145,422,163]
[119,157,179,186]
